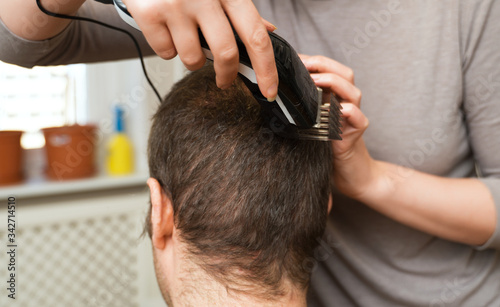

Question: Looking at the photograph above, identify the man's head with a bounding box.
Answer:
[147,64,333,306]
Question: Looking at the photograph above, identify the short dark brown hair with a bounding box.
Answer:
[147,64,333,298]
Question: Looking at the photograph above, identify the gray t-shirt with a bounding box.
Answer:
[2,1,499,306]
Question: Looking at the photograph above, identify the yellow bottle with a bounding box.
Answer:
[106,106,134,175]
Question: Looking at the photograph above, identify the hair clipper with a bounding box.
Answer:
[112,0,342,141]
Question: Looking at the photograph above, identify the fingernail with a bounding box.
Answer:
[269,23,278,31]
[267,82,278,101]
[311,74,320,81]
[217,78,231,90]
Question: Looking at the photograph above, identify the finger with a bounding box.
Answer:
[261,17,277,32]
[197,5,239,89]
[166,18,206,71]
[298,53,310,61]
[128,1,178,60]
[139,22,177,60]
[339,102,369,132]
[222,1,279,100]
[311,73,362,107]
[301,55,355,84]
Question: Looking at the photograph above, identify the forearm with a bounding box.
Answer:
[305,53,498,249]
[0,0,85,40]
[358,160,496,246]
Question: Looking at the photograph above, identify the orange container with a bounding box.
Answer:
[0,131,23,185]
[43,125,97,181]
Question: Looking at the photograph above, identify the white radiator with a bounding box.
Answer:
[0,189,165,307]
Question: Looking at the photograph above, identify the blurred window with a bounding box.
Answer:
[0,62,86,149]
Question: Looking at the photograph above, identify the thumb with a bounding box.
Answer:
[340,103,369,131]
[261,18,277,32]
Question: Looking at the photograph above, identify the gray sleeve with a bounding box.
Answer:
[0,1,154,68]
[460,0,500,250]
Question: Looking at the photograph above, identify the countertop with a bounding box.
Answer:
[0,172,149,199]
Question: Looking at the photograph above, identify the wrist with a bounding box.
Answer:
[39,0,86,15]
[353,160,395,205]
[333,140,381,200]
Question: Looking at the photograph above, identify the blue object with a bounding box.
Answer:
[115,106,124,133]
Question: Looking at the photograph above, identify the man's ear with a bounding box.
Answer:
[328,194,333,215]
[147,178,174,250]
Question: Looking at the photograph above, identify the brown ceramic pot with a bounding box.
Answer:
[0,131,23,185]
[42,125,97,181]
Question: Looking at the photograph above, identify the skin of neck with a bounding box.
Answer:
[153,228,308,307]
[147,178,308,306]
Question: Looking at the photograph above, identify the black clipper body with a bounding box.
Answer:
[113,0,342,141]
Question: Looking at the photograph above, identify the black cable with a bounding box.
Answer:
[35,0,162,103]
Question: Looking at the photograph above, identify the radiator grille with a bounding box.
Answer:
[0,209,141,307]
